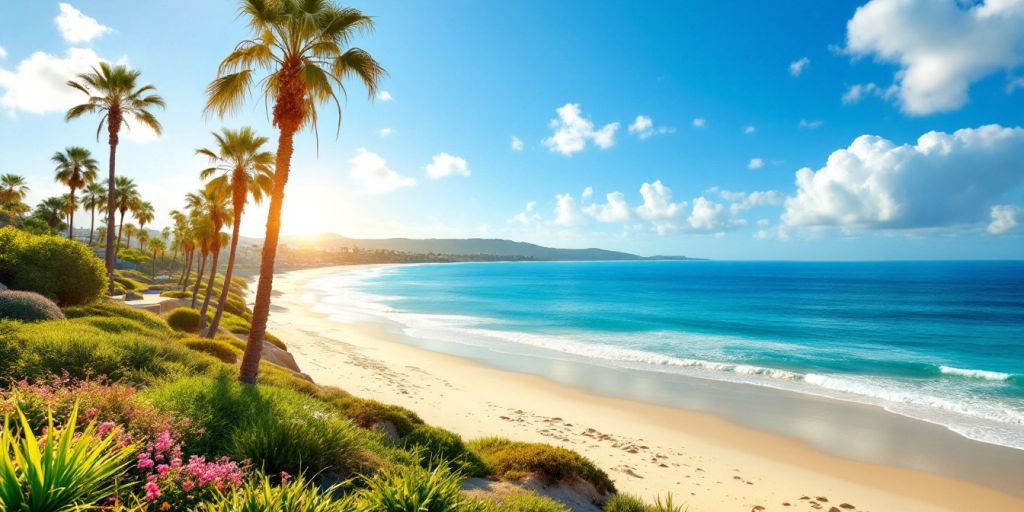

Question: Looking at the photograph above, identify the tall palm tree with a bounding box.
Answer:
[0,174,30,217]
[34,196,67,231]
[81,182,106,245]
[188,216,214,308]
[123,223,138,249]
[137,230,150,254]
[110,176,140,247]
[169,209,187,270]
[133,200,155,247]
[206,0,384,383]
[186,187,232,334]
[148,237,166,276]
[51,146,99,240]
[197,127,273,337]
[66,62,164,294]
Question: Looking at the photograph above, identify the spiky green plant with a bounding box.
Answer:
[197,473,349,512]
[351,464,464,512]
[0,403,136,511]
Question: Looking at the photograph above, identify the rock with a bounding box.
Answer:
[839,505,856,510]
[0,282,7,291]
[829,508,841,512]
[461,476,606,512]
[372,420,400,443]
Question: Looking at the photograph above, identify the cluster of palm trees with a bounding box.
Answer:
[2,0,384,385]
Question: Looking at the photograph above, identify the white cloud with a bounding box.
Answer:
[748,158,765,170]
[628,115,675,139]
[744,125,756,134]
[120,112,160,143]
[512,201,541,227]
[692,117,706,128]
[0,47,104,114]
[554,193,586,227]
[348,148,416,194]
[726,190,785,215]
[789,57,810,77]
[799,119,823,129]
[687,196,735,232]
[425,152,470,179]
[636,180,686,234]
[377,90,394,102]
[511,135,524,151]
[581,186,593,199]
[845,0,1024,115]
[543,103,619,156]
[0,47,7,60]
[55,3,111,43]
[988,205,1020,234]
[378,127,394,137]
[782,125,1024,231]
[584,191,632,223]
[842,82,898,104]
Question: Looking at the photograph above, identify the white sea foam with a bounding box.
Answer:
[939,365,1012,381]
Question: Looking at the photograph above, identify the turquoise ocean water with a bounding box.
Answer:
[307,261,1024,450]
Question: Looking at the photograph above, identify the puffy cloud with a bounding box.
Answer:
[988,205,1020,234]
[581,186,593,199]
[0,47,104,114]
[584,191,632,223]
[842,82,898,104]
[543,103,619,156]
[687,196,737,232]
[425,152,470,179]
[692,117,706,128]
[377,90,394,102]
[511,135,524,151]
[0,47,6,60]
[748,158,765,170]
[636,180,686,234]
[554,193,586,227]
[379,127,395,137]
[845,0,1024,115]
[55,3,111,43]
[628,115,675,139]
[782,125,1024,231]
[744,125,756,134]
[799,119,823,129]
[348,148,416,194]
[726,190,785,215]
[512,201,541,227]
[789,57,810,77]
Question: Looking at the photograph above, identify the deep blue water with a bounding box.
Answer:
[308,261,1024,448]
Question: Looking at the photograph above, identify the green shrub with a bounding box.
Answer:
[62,299,173,336]
[117,268,153,284]
[351,464,465,512]
[144,376,386,477]
[0,404,137,511]
[467,490,568,512]
[467,438,615,494]
[403,424,488,477]
[0,290,65,322]
[160,290,189,299]
[197,473,349,512]
[166,306,202,332]
[181,337,241,364]
[0,226,107,306]
[112,274,147,292]
[329,395,423,437]
[603,495,648,512]
[264,331,287,350]
[648,494,685,512]
[219,311,251,334]
[0,318,222,385]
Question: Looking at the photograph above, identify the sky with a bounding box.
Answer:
[1,0,1023,260]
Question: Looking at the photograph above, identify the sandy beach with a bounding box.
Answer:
[259,264,1024,512]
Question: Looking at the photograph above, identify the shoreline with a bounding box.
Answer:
[258,264,1024,512]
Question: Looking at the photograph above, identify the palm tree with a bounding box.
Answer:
[34,197,67,231]
[134,201,155,248]
[66,62,164,294]
[186,187,232,333]
[169,209,187,270]
[137,231,150,254]
[206,0,384,383]
[147,237,166,276]
[51,146,99,240]
[0,174,30,217]
[111,176,140,247]
[123,223,138,249]
[188,216,213,308]
[197,127,273,337]
[81,182,106,245]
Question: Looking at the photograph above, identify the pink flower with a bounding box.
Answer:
[144,482,161,501]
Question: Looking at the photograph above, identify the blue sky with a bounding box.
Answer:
[1,0,1022,259]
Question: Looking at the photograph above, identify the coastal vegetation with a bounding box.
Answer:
[0,0,684,510]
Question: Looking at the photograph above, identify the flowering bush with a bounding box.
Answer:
[132,428,246,509]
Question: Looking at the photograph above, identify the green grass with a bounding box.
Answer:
[402,424,489,477]
[350,464,465,512]
[180,337,242,364]
[195,473,349,512]
[63,299,174,337]
[165,306,203,332]
[467,489,569,512]
[466,437,615,495]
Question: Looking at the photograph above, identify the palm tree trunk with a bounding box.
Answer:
[239,127,295,384]
[198,243,221,334]
[117,210,126,248]
[208,210,242,338]
[104,119,119,295]
[152,254,157,276]
[191,252,207,309]
[179,250,193,288]
[88,207,95,246]
[67,189,75,240]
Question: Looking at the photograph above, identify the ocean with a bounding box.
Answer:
[306,260,1024,450]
